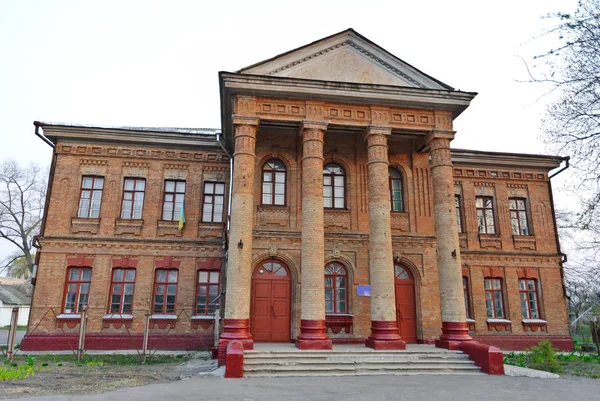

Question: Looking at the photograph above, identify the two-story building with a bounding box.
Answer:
[22,29,573,353]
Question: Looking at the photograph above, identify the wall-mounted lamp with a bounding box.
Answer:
[394,255,401,263]
[238,239,244,249]
[451,249,457,258]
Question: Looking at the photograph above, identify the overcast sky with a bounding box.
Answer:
[0,0,581,262]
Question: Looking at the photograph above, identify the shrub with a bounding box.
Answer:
[526,340,563,373]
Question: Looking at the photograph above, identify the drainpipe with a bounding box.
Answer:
[216,132,233,315]
[547,156,570,300]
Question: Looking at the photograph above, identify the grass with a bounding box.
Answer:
[0,325,27,331]
[9,353,191,366]
[505,347,600,379]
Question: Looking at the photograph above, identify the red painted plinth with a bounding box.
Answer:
[365,321,406,350]
[218,319,254,366]
[296,319,332,350]
[459,341,504,375]
[225,340,244,378]
[435,321,472,350]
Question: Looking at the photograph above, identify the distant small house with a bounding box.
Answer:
[0,284,31,327]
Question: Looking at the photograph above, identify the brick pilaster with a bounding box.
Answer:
[427,128,472,349]
[296,121,332,350]
[364,127,405,350]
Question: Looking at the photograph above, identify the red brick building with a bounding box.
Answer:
[22,29,573,352]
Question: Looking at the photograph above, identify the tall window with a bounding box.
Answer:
[162,180,185,221]
[108,269,136,314]
[323,164,345,209]
[463,277,472,319]
[63,267,92,314]
[325,262,348,314]
[153,269,178,314]
[262,159,286,205]
[121,178,145,219]
[77,176,104,218]
[509,198,530,235]
[202,182,225,223]
[196,270,220,315]
[389,168,403,212]
[519,279,540,319]
[484,278,505,319]
[476,196,496,234]
[455,195,463,233]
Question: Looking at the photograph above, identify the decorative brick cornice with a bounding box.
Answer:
[111,256,138,268]
[66,255,95,267]
[155,256,181,269]
[196,257,223,270]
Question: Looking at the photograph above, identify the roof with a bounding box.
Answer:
[451,148,568,170]
[0,284,31,306]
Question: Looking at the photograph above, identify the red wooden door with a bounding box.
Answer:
[250,261,291,342]
[394,265,417,343]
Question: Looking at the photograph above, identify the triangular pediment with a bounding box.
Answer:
[238,29,452,90]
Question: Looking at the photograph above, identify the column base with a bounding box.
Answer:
[218,318,254,366]
[365,321,406,350]
[435,321,472,350]
[295,319,332,350]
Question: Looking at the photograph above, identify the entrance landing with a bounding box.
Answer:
[251,342,452,353]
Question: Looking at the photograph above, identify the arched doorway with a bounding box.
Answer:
[394,265,417,343]
[250,260,291,342]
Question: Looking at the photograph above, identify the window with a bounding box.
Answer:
[162,180,185,221]
[152,269,178,314]
[325,262,348,314]
[463,277,472,319]
[108,269,136,314]
[519,279,540,319]
[202,182,225,223]
[196,270,220,315]
[509,198,530,235]
[455,195,463,233]
[484,278,505,319]
[262,160,286,205]
[120,178,145,219]
[63,267,92,313]
[77,176,104,218]
[389,168,403,212]
[323,164,345,209]
[476,196,496,234]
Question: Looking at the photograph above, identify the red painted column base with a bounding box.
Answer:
[365,321,406,350]
[224,340,245,378]
[295,319,332,350]
[218,318,254,366]
[435,321,472,350]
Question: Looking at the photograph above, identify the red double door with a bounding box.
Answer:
[394,265,417,343]
[250,261,291,342]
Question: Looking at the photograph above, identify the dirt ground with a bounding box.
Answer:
[0,353,217,399]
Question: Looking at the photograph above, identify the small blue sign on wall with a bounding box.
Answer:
[357,285,371,296]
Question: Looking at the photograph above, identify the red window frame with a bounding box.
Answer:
[196,270,220,315]
[108,268,136,314]
[63,267,92,314]
[484,278,505,318]
[389,168,403,212]
[476,196,496,234]
[455,195,463,233]
[324,262,348,314]
[201,181,226,223]
[519,279,541,319]
[152,269,178,314]
[77,176,104,218]
[162,180,186,221]
[261,159,287,206]
[463,276,472,319]
[323,164,346,209]
[120,178,146,220]
[509,198,530,235]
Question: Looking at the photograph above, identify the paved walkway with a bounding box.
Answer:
[8,374,600,401]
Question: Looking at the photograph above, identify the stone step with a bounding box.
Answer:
[245,349,463,355]
[245,361,478,369]
[245,370,485,378]
[245,357,474,365]
[244,353,470,361]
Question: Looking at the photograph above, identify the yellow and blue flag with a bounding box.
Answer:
[178,198,185,230]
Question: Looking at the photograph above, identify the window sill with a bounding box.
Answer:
[149,314,177,329]
[522,319,547,332]
[102,314,133,329]
[191,315,218,320]
[114,219,143,236]
[486,318,511,332]
[325,314,353,334]
[478,233,502,250]
[70,217,101,235]
[57,314,81,319]
[56,314,81,329]
[466,318,476,331]
[191,315,217,330]
[156,221,182,237]
[513,235,537,251]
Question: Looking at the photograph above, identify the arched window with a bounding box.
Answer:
[325,262,348,313]
[389,167,403,212]
[394,265,411,280]
[262,159,286,205]
[323,164,345,209]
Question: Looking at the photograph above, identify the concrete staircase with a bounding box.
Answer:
[243,347,483,377]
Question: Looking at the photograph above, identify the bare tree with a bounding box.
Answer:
[0,159,47,277]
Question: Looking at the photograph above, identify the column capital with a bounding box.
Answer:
[363,126,392,140]
[425,129,456,146]
[233,116,260,127]
[299,120,328,134]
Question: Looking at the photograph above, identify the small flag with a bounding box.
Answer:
[178,198,185,230]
